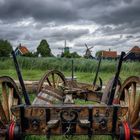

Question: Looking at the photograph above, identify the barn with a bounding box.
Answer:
[123,46,140,61]
[101,50,117,60]
[15,44,30,56]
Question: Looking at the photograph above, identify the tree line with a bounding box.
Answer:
[0,39,81,58]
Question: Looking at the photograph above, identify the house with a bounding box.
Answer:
[101,50,117,60]
[15,44,30,56]
[123,46,140,61]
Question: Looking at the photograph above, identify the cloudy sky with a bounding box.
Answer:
[0,0,140,56]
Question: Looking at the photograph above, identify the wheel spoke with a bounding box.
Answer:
[131,94,140,124]
[132,117,140,128]
[2,83,10,121]
[8,88,14,120]
[56,76,60,88]
[46,78,52,87]
[129,83,136,116]
[120,76,140,133]
[124,88,129,106]
[0,102,7,124]
[52,73,56,88]
[0,76,21,134]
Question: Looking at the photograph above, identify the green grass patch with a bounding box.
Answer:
[0,57,139,74]
[0,57,139,85]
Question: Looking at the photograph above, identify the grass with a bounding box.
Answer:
[0,57,139,85]
[0,57,139,73]
[0,68,139,85]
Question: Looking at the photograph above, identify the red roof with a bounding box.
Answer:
[130,46,140,53]
[102,51,117,58]
[19,46,29,54]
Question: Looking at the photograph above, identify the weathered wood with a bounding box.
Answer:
[15,80,39,93]
[119,76,140,140]
[38,70,67,93]
[15,79,106,94]
[8,88,13,120]
[0,76,22,126]
[11,105,128,136]
[47,120,59,129]
[41,88,63,100]
[2,83,10,121]
[0,102,7,124]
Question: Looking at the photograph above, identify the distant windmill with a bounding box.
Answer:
[84,44,94,59]
[58,40,71,54]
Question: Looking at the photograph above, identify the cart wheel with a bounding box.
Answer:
[0,76,22,140]
[119,76,140,140]
[38,70,66,92]
[101,77,121,104]
[34,70,66,105]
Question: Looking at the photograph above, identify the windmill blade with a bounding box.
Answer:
[89,46,94,50]
[85,44,88,49]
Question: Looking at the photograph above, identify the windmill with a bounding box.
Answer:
[84,44,94,59]
[58,40,71,55]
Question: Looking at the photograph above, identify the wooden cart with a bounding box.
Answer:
[0,51,139,140]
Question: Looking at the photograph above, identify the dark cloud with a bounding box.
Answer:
[23,28,89,42]
[1,0,140,26]
[0,0,140,55]
[0,0,78,23]
[74,37,128,48]
[47,28,89,41]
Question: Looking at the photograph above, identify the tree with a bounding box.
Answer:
[61,51,81,58]
[71,52,81,58]
[61,51,71,58]
[37,39,53,57]
[0,39,12,57]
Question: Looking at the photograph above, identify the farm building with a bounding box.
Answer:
[123,46,140,61]
[101,50,117,60]
[15,44,30,56]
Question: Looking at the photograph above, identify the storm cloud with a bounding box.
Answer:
[0,0,140,55]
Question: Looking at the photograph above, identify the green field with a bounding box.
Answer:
[0,57,139,140]
[0,57,139,83]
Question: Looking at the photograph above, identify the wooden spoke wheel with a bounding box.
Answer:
[0,76,22,139]
[101,77,121,104]
[34,70,66,105]
[119,76,140,139]
[38,70,66,92]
